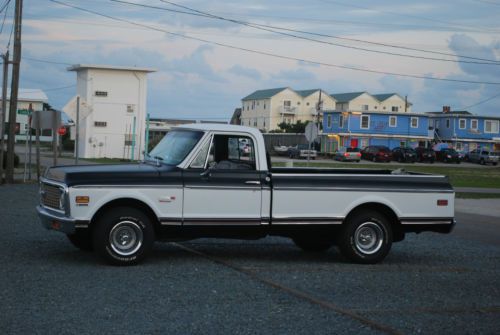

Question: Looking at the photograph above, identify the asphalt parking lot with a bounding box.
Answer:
[1,184,499,334]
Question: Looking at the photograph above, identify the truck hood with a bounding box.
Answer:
[44,163,178,187]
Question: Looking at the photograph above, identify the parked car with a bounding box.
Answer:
[361,146,392,162]
[435,148,461,164]
[288,144,317,159]
[467,149,499,165]
[391,147,417,163]
[415,147,436,163]
[334,147,361,162]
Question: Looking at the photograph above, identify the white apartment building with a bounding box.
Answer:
[240,87,336,132]
[64,64,156,160]
[0,88,50,142]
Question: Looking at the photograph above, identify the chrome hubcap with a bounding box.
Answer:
[354,222,384,255]
[109,221,143,256]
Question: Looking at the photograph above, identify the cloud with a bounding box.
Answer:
[227,65,261,79]
[166,45,226,82]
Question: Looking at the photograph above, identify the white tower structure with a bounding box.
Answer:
[64,64,156,160]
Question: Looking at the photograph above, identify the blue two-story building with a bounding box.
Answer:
[426,111,500,152]
[321,110,432,152]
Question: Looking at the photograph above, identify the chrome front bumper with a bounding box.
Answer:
[36,205,88,234]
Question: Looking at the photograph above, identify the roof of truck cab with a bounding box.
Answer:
[174,123,263,137]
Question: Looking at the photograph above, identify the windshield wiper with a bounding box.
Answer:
[144,153,164,166]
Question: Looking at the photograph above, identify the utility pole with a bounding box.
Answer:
[5,0,23,184]
[0,51,9,184]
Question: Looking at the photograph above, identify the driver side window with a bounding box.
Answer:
[191,134,256,170]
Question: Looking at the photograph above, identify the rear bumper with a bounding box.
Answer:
[36,205,89,234]
[401,218,456,234]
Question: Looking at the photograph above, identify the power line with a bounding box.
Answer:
[475,0,500,6]
[0,0,10,15]
[458,91,500,110]
[0,0,10,35]
[22,56,72,65]
[319,0,500,34]
[113,0,500,65]
[50,0,500,85]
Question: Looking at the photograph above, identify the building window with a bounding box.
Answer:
[339,115,344,128]
[297,101,301,105]
[306,102,310,106]
[94,121,107,127]
[446,119,450,128]
[95,91,108,97]
[455,142,463,151]
[392,106,399,112]
[374,106,377,109]
[257,101,259,106]
[327,115,332,128]
[263,120,266,127]
[253,118,257,127]
[411,117,419,128]
[389,116,397,127]
[360,115,370,129]
[263,103,266,109]
[127,105,134,113]
[459,119,466,129]
[471,119,478,130]
[362,105,369,111]
[485,120,499,133]
[251,101,255,110]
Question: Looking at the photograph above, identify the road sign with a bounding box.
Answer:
[57,126,66,136]
[305,122,319,142]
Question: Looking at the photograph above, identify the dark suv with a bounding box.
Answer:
[435,148,461,164]
[361,146,392,162]
[415,147,436,163]
[391,147,417,163]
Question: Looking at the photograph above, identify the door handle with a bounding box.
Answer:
[245,181,261,185]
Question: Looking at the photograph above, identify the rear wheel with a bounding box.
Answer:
[93,207,155,265]
[67,229,93,251]
[337,211,393,264]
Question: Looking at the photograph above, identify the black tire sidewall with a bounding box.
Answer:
[93,207,155,265]
[338,211,393,264]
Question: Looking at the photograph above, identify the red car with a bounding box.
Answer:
[361,146,392,162]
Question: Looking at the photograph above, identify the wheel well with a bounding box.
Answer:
[344,202,404,242]
[90,198,160,232]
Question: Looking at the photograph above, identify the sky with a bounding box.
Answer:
[3,0,500,121]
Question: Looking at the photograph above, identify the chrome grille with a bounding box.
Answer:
[41,183,63,210]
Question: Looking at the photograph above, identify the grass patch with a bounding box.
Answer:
[456,192,500,199]
[271,161,500,189]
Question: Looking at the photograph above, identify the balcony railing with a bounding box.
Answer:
[278,106,297,115]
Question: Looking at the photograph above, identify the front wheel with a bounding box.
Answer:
[337,211,393,264]
[93,207,155,265]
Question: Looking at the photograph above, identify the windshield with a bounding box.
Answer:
[148,130,204,165]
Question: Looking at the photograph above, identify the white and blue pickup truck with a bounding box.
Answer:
[37,124,455,265]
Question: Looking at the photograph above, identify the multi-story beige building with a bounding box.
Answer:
[240,87,336,132]
[240,89,412,132]
[332,92,412,113]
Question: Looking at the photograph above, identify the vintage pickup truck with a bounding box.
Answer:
[37,124,455,265]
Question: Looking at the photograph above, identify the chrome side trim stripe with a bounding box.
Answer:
[184,186,261,190]
[273,187,454,193]
[73,185,183,189]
